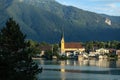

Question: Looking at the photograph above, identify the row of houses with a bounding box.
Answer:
[60,34,120,59]
[38,34,120,59]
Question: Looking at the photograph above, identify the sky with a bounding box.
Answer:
[55,0,120,16]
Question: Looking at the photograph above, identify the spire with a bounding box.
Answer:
[61,27,64,39]
[61,27,65,54]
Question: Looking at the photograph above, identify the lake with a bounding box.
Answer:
[35,59,120,80]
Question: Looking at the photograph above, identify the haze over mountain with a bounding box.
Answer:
[0,0,120,43]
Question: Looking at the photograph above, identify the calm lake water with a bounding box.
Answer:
[35,59,120,80]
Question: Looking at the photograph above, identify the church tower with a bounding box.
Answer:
[61,31,65,54]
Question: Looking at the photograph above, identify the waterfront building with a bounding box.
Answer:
[39,45,52,57]
[89,52,98,57]
[60,33,85,56]
[99,55,108,59]
[116,50,120,58]
[96,48,109,55]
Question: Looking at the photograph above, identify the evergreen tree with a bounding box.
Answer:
[0,18,41,80]
[53,44,59,57]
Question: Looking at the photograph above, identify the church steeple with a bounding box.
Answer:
[61,28,65,54]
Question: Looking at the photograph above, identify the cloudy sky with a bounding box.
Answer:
[55,0,120,16]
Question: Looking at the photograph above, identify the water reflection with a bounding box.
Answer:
[96,59,108,67]
[36,59,120,68]
[60,68,66,80]
[36,59,120,80]
[59,59,120,68]
[116,59,120,68]
[60,61,66,66]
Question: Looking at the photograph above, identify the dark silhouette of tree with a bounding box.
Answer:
[0,18,41,80]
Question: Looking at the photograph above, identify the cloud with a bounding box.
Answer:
[106,3,116,8]
[56,0,120,16]
[83,0,120,16]
[91,3,120,16]
[90,0,120,2]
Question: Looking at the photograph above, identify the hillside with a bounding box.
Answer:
[0,0,120,43]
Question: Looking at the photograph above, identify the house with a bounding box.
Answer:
[60,34,85,56]
[116,50,120,58]
[99,55,108,59]
[89,52,97,57]
[39,45,52,57]
[96,48,109,55]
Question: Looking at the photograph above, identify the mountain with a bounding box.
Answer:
[0,0,120,43]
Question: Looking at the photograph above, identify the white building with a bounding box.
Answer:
[96,48,109,55]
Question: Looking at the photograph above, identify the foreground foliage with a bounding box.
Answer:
[0,18,40,80]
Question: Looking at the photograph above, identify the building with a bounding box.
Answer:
[116,50,120,58]
[60,34,85,56]
[89,52,97,57]
[39,45,52,57]
[96,48,109,55]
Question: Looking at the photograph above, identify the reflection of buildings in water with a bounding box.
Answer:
[96,59,109,68]
[60,68,66,80]
[116,59,120,68]
[78,60,83,66]
[60,61,66,73]
[39,59,44,65]
[83,60,89,65]
[61,68,65,72]
[89,60,96,66]
[59,59,119,68]
[63,60,78,66]
[75,59,117,68]
[74,61,77,66]
[66,60,70,65]
[60,61,66,80]
[78,60,89,66]
[60,61,65,66]
[78,59,110,67]
[60,60,78,66]
[109,60,116,68]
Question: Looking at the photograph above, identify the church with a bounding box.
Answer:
[60,33,85,56]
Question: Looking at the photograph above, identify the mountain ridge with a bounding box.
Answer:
[0,0,120,43]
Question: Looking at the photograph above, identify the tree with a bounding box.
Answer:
[44,50,52,60]
[85,41,94,52]
[117,42,120,49]
[27,40,41,57]
[0,18,41,80]
[53,44,60,58]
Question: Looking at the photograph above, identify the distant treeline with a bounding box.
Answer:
[84,41,120,52]
[84,41,120,48]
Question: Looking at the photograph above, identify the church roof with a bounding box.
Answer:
[65,42,83,48]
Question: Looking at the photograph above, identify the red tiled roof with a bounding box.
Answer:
[65,42,83,48]
[39,45,52,51]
